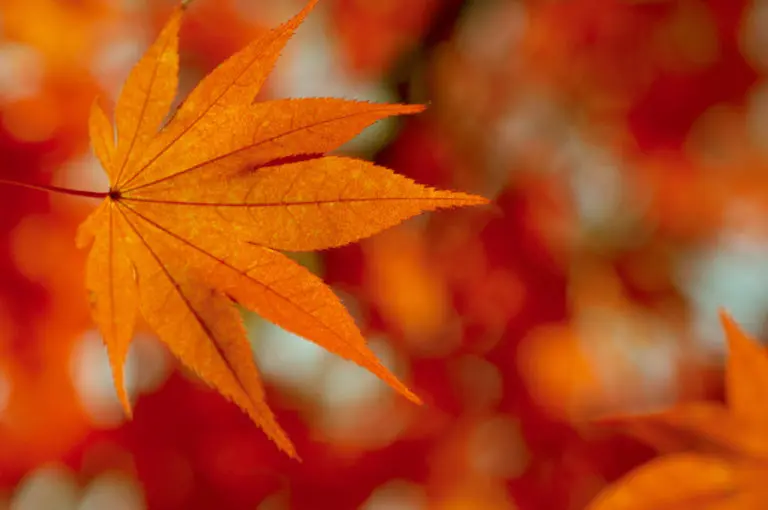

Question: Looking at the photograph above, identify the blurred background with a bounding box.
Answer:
[0,0,765,508]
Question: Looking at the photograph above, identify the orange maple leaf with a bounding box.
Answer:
[586,310,768,509]
[73,0,487,459]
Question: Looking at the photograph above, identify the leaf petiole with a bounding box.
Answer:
[0,178,109,199]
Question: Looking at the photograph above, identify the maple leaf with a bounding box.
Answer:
[586,310,768,510]
[70,0,488,459]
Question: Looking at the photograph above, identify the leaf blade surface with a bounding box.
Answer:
[118,204,297,457]
[127,156,488,251]
[80,0,489,458]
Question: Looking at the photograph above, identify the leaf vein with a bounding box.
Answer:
[120,202,346,342]
[123,107,419,193]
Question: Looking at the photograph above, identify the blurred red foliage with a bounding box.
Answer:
[1,0,767,508]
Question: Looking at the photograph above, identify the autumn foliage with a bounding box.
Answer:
[75,0,485,458]
[589,312,768,509]
[1,0,768,508]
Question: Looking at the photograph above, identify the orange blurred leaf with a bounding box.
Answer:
[77,0,488,459]
[588,311,768,508]
[587,454,739,510]
[721,310,768,426]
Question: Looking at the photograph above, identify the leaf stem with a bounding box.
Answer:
[0,179,108,199]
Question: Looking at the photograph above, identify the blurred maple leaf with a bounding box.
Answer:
[586,311,768,509]
[67,0,488,459]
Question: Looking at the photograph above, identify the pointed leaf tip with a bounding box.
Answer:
[719,308,743,343]
[277,0,321,33]
[299,0,321,17]
[718,308,758,357]
[717,307,733,326]
[405,389,423,406]
[397,103,428,115]
[114,367,134,419]
[718,308,768,425]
